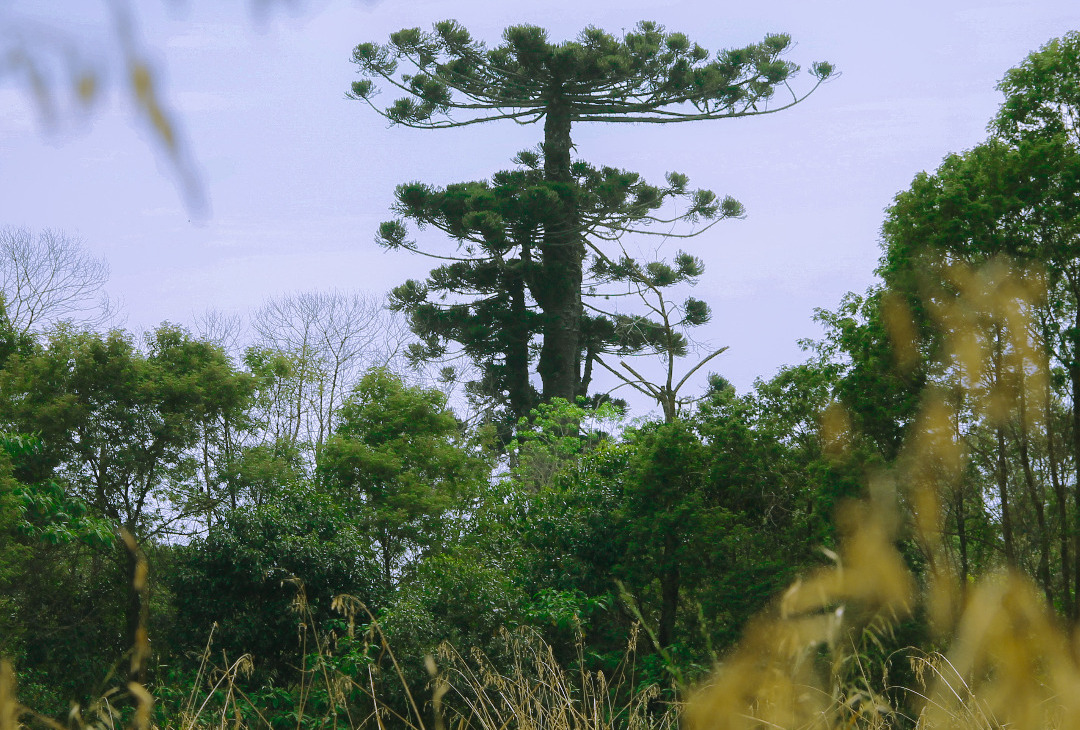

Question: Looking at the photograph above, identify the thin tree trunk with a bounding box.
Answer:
[506,260,535,421]
[953,388,969,583]
[123,541,148,687]
[1017,388,1052,602]
[996,425,1016,566]
[1069,302,1080,618]
[992,329,1016,567]
[1070,356,1080,618]
[380,530,394,592]
[658,534,680,649]
[955,485,969,583]
[1046,374,1071,609]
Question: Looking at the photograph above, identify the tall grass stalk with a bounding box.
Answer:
[431,626,675,730]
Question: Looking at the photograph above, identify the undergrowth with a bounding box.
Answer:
[5,260,1080,730]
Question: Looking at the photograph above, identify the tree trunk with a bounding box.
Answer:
[1046,374,1071,610]
[658,533,680,649]
[1070,354,1080,618]
[537,94,582,403]
[952,389,969,583]
[991,328,1015,567]
[955,484,969,583]
[996,425,1016,566]
[123,541,148,687]
[1017,388,1052,602]
[1068,302,1080,618]
[380,530,394,592]
[506,259,535,421]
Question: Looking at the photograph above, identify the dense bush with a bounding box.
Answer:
[165,488,383,687]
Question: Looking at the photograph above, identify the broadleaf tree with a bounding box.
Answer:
[808,32,1080,613]
[0,324,254,682]
[318,368,488,590]
[992,31,1080,611]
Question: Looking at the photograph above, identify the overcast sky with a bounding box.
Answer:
[2,0,1078,412]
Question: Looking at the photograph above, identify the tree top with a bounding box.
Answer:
[994,31,1080,147]
[349,20,835,128]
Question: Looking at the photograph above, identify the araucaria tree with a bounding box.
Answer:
[350,21,834,402]
[383,151,740,427]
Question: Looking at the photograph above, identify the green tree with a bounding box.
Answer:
[319,369,487,589]
[619,419,711,649]
[809,34,1080,611]
[351,21,833,402]
[992,31,1080,611]
[812,290,925,461]
[876,137,1079,592]
[0,449,31,663]
[384,151,736,428]
[0,324,254,682]
[692,377,824,647]
[499,392,813,663]
[166,487,381,687]
[492,401,634,665]
[994,31,1080,148]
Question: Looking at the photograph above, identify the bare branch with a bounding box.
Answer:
[0,226,117,334]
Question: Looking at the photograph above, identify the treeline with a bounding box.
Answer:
[0,262,855,716]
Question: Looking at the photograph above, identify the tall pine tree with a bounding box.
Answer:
[350,21,834,401]
[382,151,738,429]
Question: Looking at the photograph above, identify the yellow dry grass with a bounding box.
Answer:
[689,258,1078,730]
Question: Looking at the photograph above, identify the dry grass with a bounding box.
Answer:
[138,597,670,730]
[688,259,1079,730]
[431,626,676,730]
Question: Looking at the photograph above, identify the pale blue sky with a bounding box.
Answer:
[2,0,1078,408]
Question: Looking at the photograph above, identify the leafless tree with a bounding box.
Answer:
[0,226,117,334]
[249,289,411,455]
[193,307,246,359]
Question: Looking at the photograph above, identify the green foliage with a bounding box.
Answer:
[812,292,924,460]
[618,419,712,649]
[524,588,611,631]
[0,324,254,536]
[378,548,526,667]
[995,30,1080,146]
[165,487,382,687]
[0,433,113,546]
[493,391,824,669]
[0,451,31,661]
[0,322,255,698]
[350,21,833,128]
[319,368,489,587]
[221,439,307,509]
[509,397,623,491]
[353,20,831,404]
[10,479,114,546]
[805,31,1080,615]
[384,153,735,433]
